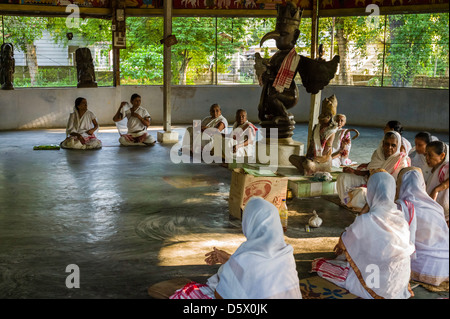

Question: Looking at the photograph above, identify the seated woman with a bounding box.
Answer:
[112,93,156,146]
[312,170,415,299]
[289,95,338,175]
[215,109,257,162]
[170,197,302,299]
[425,141,449,222]
[336,131,410,211]
[409,131,438,181]
[60,97,102,150]
[395,167,449,287]
[331,114,359,167]
[384,120,412,154]
[180,103,228,155]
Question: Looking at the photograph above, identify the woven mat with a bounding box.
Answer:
[299,276,360,299]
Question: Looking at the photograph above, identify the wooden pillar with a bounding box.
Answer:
[163,0,172,133]
[307,0,321,151]
[113,48,120,86]
[112,0,126,87]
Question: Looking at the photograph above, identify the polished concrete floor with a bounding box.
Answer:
[0,124,448,299]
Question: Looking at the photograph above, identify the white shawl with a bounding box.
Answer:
[367,131,409,179]
[215,197,301,299]
[312,122,338,157]
[426,159,449,219]
[342,172,415,299]
[201,114,228,134]
[396,168,449,286]
[66,107,97,137]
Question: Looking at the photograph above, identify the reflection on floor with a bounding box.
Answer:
[0,124,448,299]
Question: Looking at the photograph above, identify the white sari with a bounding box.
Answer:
[342,172,415,299]
[61,107,102,150]
[213,197,301,299]
[410,151,433,181]
[181,115,228,153]
[311,122,338,158]
[396,167,449,286]
[337,131,410,210]
[426,159,449,221]
[117,106,155,146]
[218,121,257,161]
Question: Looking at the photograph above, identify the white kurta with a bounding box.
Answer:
[409,150,433,181]
[118,106,155,146]
[61,109,102,150]
[396,168,449,286]
[219,121,257,161]
[426,160,449,221]
[181,115,228,154]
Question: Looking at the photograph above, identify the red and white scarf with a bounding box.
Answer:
[273,48,300,93]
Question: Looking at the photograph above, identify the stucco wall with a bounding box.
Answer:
[0,85,448,132]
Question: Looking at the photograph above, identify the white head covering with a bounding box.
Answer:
[341,171,415,299]
[396,167,449,285]
[367,131,409,178]
[215,197,301,299]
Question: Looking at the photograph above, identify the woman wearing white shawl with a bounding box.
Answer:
[215,109,257,162]
[384,120,412,154]
[425,141,449,222]
[313,171,415,299]
[409,132,439,181]
[180,103,228,155]
[170,197,301,299]
[395,167,449,287]
[113,94,155,146]
[336,131,410,211]
[60,97,102,150]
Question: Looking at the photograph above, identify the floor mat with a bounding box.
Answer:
[299,276,360,299]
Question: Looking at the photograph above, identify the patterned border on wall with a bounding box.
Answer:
[0,0,448,10]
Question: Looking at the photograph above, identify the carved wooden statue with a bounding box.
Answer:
[75,47,98,88]
[0,43,15,90]
[255,2,340,139]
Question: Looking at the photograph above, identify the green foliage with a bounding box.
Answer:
[386,13,449,87]
[1,13,448,89]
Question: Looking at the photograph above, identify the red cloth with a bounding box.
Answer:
[272,48,299,93]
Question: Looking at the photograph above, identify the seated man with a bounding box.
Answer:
[289,95,338,175]
[113,93,156,146]
[336,131,410,212]
[60,97,102,150]
[180,103,228,155]
[331,114,359,167]
[215,109,257,162]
